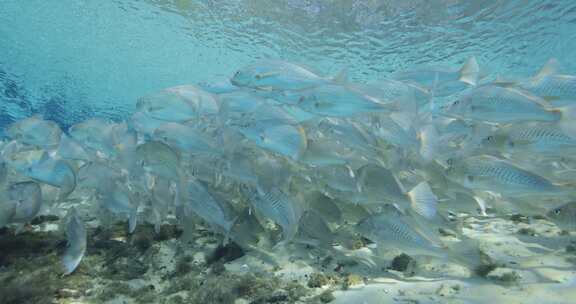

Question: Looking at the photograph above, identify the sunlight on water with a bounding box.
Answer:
[1,0,575,125]
[1,1,576,304]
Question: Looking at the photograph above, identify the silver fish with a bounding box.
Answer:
[179,177,236,238]
[444,85,560,123]
[481,123,576,155]
[135,141,181,181]
[99,181,138,233]
[356,204,446,258]
[547,201,576,231]
[519,58,576,99]
[153,122,219,156]
[445,155,559,197]
[297,84,394,117]
[7,181,42,223]
[62,208,86,275]
[393,56,480,88]
[6,115,62,148]
[69,118,117,158]
[298,210,335,246]
[26,153,76,200]
[137,85,218,122]
[243,185,302,243]
[231,60,342,91]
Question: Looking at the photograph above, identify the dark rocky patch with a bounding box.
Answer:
[30,214,60,225]
[390,253,417,272]
[207,241,245,265]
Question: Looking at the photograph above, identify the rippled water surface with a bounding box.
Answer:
[1,0,575,125]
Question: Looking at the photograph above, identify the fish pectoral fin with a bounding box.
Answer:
[255,71,280,80]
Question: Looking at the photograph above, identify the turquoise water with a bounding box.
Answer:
[2,2,576,304]
[1,0,575,126]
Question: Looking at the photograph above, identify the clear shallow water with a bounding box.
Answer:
[1,0,576,129]
[1,2,576,304]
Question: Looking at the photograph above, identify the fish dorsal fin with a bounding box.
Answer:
[459,56,480,86]
[535,58,560,80]
[38,151,51,164]
[331,67,348,84]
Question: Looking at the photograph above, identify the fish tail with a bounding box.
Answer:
[222,216,239,245]
[558,105,576,139]
[407,181,438,219]
[128,208,138,234]
[446,238,484,270]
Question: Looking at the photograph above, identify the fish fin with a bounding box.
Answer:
[492,81,517,88]
[558,105,576,139]
[331,67,348,84]
[418,124,440,163]
[255,71,280,80]
[223,216,239,245]
[407,181,438,220]
[128,208,138,234]
[57,163,77,201]
[62,208,86,275]
[62,252,82,275]
[459,56,480,86]
[38,151,51,164]
[390,112,416,132]
[473,195,488,216]
[535,58,560,79]
[447,238,483,269]
[542,96,561,102]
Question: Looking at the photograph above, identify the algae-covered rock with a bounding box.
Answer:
[486,268,522,285]
[510,214,530,224]
[207,241,245,265]
[341,274,364,290]
[307,272,331,288]
[435,283,461,297]
[517,227,537,236]
[474,263,498,277]
[104,256,148,280]
[390,253,417,273]
[319,290,335,303]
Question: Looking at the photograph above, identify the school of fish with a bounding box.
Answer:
[1,57,575,275]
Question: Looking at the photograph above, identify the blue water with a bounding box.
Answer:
[1,0,575,130]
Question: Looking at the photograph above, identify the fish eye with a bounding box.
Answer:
[314,101,320,108]
[554,209,561,215]
[486,136,494,142]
